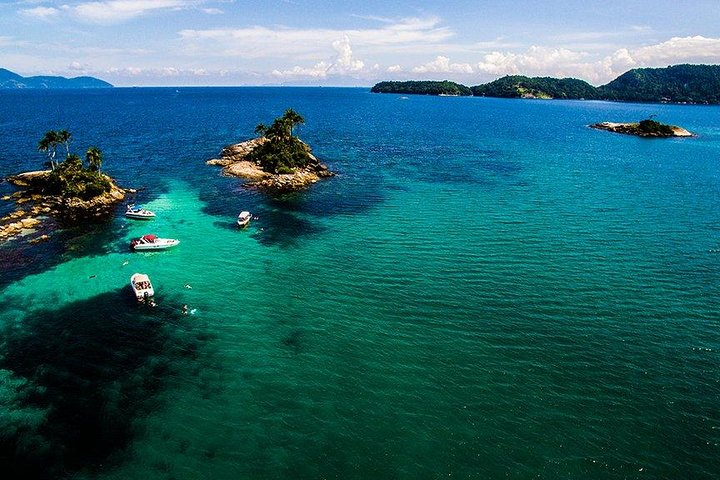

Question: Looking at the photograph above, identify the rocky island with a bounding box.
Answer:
[1,130,126,242]
[590,119,694,138]
[207,109,334,193]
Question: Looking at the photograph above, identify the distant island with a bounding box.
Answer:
[207,109,334,194]
[0,68,112,89]
[371,64,720,104]
[371,80,471,96]
[590,119,694,138]
[471,76,599,99]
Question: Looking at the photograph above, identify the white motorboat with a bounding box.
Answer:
[125,204,156,220]
[130,234,180,251]
[130,273,154,302]
[237,211,252,228]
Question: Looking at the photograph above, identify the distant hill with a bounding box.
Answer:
[597,64,720,104]
[370,80,472,96]
[470,75,599,100]
[0,68,112,89]
[370,64,720,104]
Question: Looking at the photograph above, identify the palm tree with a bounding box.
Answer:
[254,123,267,137]
[38,130,61,170]
[57,130,72,159]
[282,108,304,138]
[86,146,103,173]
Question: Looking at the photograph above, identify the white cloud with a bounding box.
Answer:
[19,6,60,19]
[472,36,720,85]
[179,16,454,59]
[72,0,193,23]
[630,35,720,63]
[387,64,402,73]
[328,35,364,73]
[476,46,586,77]
[412,55,473,74]
[272,35,366,79]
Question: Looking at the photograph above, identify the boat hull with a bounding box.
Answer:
[125,212,156,220]
[130,273,154,301]
[237,211,252,228]
[132,239,180,250]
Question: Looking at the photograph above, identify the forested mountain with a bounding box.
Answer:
[597,64,720,104]
[470,76,599,99]
[0,68,112,89]
[370,80,472,96]
[370,64,720,104]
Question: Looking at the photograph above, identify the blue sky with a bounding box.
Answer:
[2,0,720,86]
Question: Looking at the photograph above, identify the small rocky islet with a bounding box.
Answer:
[206,137,334,193]
[1,170,127,242]
[206,109,334,194]
[590,119,694,138]
[1,130,128,243]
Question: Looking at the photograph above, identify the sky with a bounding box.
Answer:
[1,0,720,86]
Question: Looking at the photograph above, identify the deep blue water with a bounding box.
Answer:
[0,88,719,479]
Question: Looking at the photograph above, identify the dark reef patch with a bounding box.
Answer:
[0,290,204,479]
[249,208,325,248]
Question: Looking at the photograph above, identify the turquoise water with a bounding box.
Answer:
[1,88,719,479]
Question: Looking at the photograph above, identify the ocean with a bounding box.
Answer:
[0,87,719,479]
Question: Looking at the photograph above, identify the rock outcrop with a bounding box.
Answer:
[590,121,694,137]
[206,137,334,193]
[1,171,127,242]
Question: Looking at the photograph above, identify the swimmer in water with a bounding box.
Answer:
[182,304,188,315]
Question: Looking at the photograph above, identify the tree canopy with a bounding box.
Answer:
[247,109,315,174]
[370,64,720,104]
[36,130,111,199]
[370,81,472,96]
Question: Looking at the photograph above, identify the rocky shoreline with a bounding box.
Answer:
[590,121,694,137]
[1,170,127,242]
[206,137,334,193]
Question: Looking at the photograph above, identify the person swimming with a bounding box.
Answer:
[182,304,188,315]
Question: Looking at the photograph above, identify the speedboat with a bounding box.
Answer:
[237,211,252,228]
[130,273,154,302]
[125,204,156,220]
[130,234,180,251]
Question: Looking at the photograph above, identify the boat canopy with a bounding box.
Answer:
[141,234,157,241]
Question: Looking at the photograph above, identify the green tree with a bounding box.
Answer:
[282,108,304,138]
[57,129,72,158]
[254,123,267,137]
[37,130,61,170]
[247,109,314,174]
[86,146,103,172]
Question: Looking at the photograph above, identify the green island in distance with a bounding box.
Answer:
[371,64,720,104]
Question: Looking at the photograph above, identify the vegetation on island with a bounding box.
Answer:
[371,64,720,104]
[597,64,720,104]
[247,109,315,174]
[590,118,692,138]
[470,75,600,99]
[636,119,676,136]
[370,80,472,96]
[34,130,112,200]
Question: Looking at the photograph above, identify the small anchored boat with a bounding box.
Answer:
[130,273,154,302]
[237,211,252,228]
[125,204,156,220]
[130,234,180,251]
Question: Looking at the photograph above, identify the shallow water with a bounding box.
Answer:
[1,88,719,479]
